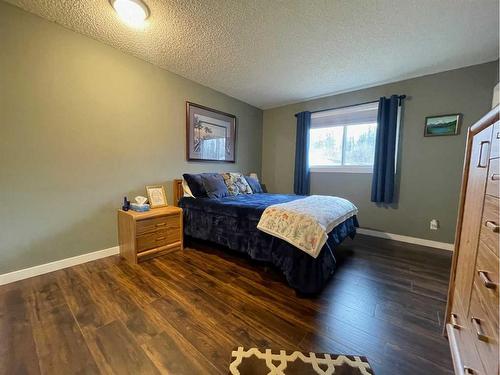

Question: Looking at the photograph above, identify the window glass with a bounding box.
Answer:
[309,127,343,166]
[343,123,377,166]
[309,102,379,170]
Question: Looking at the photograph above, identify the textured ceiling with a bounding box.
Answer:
[4,0,499,109]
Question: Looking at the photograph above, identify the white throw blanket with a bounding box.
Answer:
[257,195,358,258]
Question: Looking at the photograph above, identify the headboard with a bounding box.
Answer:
[173,179,183,207]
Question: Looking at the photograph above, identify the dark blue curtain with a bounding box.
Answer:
[294,111,311,195]
[371,95,399,203]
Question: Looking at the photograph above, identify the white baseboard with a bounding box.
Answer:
[0,228,453,286]
[0,246,119,286]
[357,228,454,251]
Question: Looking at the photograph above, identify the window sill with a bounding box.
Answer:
[310,166,373,174]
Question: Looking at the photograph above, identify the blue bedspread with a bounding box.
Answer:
[179,193,358,294]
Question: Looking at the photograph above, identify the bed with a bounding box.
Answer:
[173,179,358,294]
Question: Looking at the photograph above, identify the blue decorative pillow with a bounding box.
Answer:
[202,174,229,199]
[183,173,220,198]
[245,175,263,193]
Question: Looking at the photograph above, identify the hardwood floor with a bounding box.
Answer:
[0,234,453,374]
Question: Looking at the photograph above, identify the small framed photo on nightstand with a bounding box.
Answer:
[146,185,168,208]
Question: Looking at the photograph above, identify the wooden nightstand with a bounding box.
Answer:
[117,206,183,264]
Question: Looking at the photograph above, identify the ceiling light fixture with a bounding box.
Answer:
[110,0,150,28]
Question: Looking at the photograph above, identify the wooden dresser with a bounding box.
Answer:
[117,206,183,264]
[445,106,499,375]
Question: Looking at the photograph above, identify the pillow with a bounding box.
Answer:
[182,173,205,197]
[222,172,253,195]
[182,173,217,198]
[244,175,263,193]
[201,174,229,199]
[182,179,195,198]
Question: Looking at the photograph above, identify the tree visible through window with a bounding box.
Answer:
[309,102,378,171]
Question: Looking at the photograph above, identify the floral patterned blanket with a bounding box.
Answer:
[257,195,358,258]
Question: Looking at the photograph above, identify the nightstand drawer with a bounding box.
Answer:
[118,206,183,264]
[136,228,181,252]
[137,230,168,252]
[136,214,180,235]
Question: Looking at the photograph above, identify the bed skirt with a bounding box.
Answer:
[181,202,358,294]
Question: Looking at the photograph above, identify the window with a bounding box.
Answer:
[309,102,379,173]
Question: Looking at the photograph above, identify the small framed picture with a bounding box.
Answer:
[424,114,462,137]
[146,185,168,208]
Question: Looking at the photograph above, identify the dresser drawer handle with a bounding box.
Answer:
[478,270,497,289]
[471,317,488,342]
[155,222,166,227]
[463,366,475,374]
[450,313,462,329]
[496,131,500,140]
[491,173,500,181]
[485,220,499,233]
[477,141,490,168]
[156,237,166,241]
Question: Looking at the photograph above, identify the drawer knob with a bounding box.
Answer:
[471,317,488,342]
[485,220,499,233]
[478,270,497,289]
[491,173,500,181]
[450,313,462,329]
[463,366,475,374]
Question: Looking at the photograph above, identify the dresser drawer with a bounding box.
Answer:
[447,310,486,375]
[486,158,499,198]
[468,282,499,375]
[475,244,499,327]
[449,291,484,373]
[489,121,500,159]
[479,195,499,257]
[136,214,180,235]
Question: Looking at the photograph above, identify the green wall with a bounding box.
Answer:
[262,61,498,244]
[1,1,498,274]
[0,2,263,274]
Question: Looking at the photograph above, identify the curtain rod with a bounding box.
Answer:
[304,95,406,115]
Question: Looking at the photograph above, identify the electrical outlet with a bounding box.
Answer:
[430,219,439,230]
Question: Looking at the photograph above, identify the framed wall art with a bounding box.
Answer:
[424,114,462,137]
[186,102,236,162]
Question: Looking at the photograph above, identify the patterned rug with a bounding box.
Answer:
[229,347,374,374]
